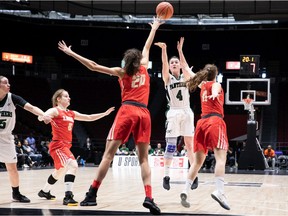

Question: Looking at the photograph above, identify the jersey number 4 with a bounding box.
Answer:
[176,90,183,101]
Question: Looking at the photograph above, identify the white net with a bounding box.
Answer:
[243,98,253,111]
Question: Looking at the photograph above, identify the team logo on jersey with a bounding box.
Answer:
[62,115,74,122]
[169,82,186,90]
[0,111,12,117]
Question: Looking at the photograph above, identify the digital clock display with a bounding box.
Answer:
[240,55,260,76]
[241,55,259,63]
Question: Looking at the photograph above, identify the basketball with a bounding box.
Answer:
[156,2,174,20]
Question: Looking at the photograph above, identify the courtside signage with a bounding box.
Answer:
[112,155,189,168]
[226,61,240,70]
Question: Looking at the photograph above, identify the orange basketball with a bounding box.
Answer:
[156,2,174,20]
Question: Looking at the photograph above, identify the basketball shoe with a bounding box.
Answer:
[211,190,230,210]
[143,197,161,215]
[12,193,30,203]
[38,190,56,200]
[163,176,170,190]
[80,186,97,206]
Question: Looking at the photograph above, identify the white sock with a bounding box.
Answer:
[215,176,225,194]
[42,182,52,192]
[64,182,73,193]
[183,178,194,194]
[164,165,170,177]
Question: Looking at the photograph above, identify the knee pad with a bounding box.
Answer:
[164,137,177,159]
[52,167,66,179]
[66,159,78,175]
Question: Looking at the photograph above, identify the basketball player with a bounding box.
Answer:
[155,37,198,191]
[0,75,51,203]
[38,89,114,206]
[58,17,163,214]
[180,64,230,210]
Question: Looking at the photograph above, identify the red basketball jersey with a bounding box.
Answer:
[200,81,224,117]
[51,108,75,143]
[119,65,150,106]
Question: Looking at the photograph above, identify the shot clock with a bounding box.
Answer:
[240,55,260,77]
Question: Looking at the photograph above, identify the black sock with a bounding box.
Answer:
[12,186,20,195]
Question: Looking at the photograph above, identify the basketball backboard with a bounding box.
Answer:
[225,78,271,105]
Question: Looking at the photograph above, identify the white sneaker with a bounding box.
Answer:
[180,192,190,208]
[211,190,230,210]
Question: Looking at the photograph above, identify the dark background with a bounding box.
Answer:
[0,4,287,157]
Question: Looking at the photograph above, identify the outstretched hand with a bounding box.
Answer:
[154,42,167,49]
[105,107,115,116]
[177,37,184,51]
[38,115,52,124]
[149,16,164,30]
[58,40,73,56]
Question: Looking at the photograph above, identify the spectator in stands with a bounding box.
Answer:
[154,143,165,156]
[37,89,114,206]
[130,147,138,156]
[39,141,53,167]
[26,132,37,152]
[15,139,26,168]
[180,145,188,157]
[84,137,93,162]
[0,75,51,203]
[227,147,236,168]
[264,145,276,170]
[202,150,215,170]
[58,17,163,214]
[148,144,155,155]
[119,143,130,155]
[22,139,42,166]
[115,148,122,155]
[15,138,34,168]
[173,149,180,156]
[177,136,185,154]
[14,134,20,143]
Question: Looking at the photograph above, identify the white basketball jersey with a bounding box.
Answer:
[166,74,190,108]
[0,93,16,135]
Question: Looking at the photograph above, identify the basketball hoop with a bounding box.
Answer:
[243,98,253,111]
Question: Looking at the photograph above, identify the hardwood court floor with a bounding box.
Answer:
[0,165,288,215]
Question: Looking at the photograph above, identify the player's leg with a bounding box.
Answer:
[163,137,177,190]
[80,139,121,206]
[138,142,161,215]
[180,150,205,208]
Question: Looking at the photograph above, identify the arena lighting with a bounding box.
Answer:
[15,0,30,6]
[261,67,267,78]
[0,10,279,26]
[217,73,223,83]
[2,52,33,64]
